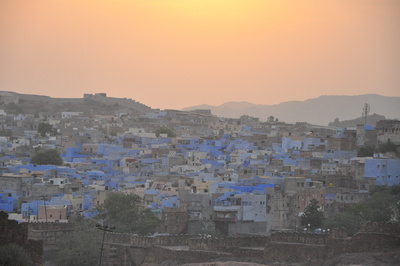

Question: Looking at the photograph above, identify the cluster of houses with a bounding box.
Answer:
[0,94,399,236]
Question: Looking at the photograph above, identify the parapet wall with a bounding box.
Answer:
[27,222,74,251]
[270,231,329,245]
[28,222,74,231]
[265,223,400,263]
[102,222,399,254]
[23,220,400,265]
[105,233,194,247]
[100,222,400,266]
[359,222,400,234]
[188,236,270,252]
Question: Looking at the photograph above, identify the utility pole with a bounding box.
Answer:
[96,224,115,266]
[27,206,32,223]
[39,195,49,230]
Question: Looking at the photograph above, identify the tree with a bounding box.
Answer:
[267,116,275,123]
[301,199,324,229]
[329,117,341,127]
[97,193,160,235]
[357,145,375,157]
[155,128,176,138]
[378,139,399,155]
[323,212,363,236]
[31,149,63,165]
[324,186,400,236]
[38,123,57,137]
[347,189,398,223]
[0,244,32,266]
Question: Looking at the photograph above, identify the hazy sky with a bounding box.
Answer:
[1,0,399,110]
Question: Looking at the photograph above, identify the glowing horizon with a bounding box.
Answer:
[0,0,399,109]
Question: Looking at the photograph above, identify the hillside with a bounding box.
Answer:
[183,94,400,126]
[328,113,386,127]
[0,91,154,116]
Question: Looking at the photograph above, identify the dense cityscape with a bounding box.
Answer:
[0,91,399,265]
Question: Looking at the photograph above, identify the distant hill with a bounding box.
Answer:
[0,91,154,115]
[328,113,386,127]
[183,94,400,126]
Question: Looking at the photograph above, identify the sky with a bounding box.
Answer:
[0,0,399,110]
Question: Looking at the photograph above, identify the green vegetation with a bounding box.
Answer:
[356,140,399,157]
[38,123,57,137]
[97,193,160,235]
[267,116,278,122]
[323,212,363,236]
[0,244,32,266]
[56,193,160,265]
[155,127,176,138]
[378,139,399,155]
[329,117,341,127]
[31,149,63,165]
[324,186,400,236]
[347,188,399,223]
[357,145,375,157]
[301,199,324,229]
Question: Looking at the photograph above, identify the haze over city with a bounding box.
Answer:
[1,0,399,110]
[1,2,400,264]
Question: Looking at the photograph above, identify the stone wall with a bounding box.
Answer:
[328,230,400,258]
[264,223,400,264]
[0,211,43,264]
[359,222,400,234]
[145,246,231,265]
[28,222,73,251]
[189,236,270,252]
[104,233,194,247]
[100,223,400,265]
[28,221,74,231]
[22,219,398,265]
[271,231,329,244]
[265,242,328,263]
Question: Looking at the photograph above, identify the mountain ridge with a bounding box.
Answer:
[183,94,400,126]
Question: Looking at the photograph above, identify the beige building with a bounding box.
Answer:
[38,205,68,222]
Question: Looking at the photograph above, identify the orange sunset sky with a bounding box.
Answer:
[0,0,399,110]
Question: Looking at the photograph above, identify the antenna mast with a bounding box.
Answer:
[362,103,370,125]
